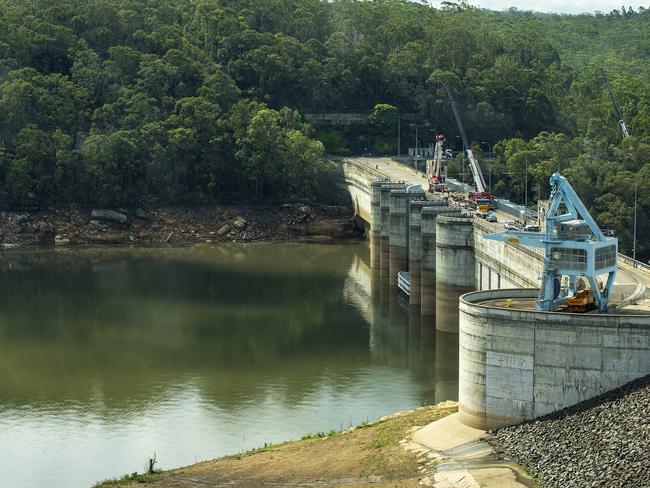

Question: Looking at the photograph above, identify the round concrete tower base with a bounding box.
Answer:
[459,288,650,430]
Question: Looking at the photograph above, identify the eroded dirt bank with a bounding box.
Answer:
[0,204,363,247]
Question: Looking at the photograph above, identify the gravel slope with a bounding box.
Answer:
[491,375,650,488]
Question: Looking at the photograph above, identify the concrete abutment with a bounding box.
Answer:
[369,180,387,269]
[408,201,435,306]
[389,189,424,286]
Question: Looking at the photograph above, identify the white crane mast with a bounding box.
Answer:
[444,84,488,195]
[603,70,630,140]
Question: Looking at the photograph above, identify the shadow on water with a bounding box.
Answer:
[0,243,458,488]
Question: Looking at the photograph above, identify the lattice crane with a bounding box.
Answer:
[602,70,630,139]
[444,84,490,200]
[427,134,447,192]
[483,172,618,312]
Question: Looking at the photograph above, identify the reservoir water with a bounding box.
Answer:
[0,242,458,488]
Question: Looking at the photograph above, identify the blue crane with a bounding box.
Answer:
[483,172,617,312]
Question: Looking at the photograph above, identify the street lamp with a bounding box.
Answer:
[633,180,638,263]
[624,177,638,264]
[409,123,419,155]
[524,156,529,225]
[454,136,465,185]
[397,107,401,158]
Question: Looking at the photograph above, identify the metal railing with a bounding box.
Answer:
[342,158,390,181]
[397,271,410,296]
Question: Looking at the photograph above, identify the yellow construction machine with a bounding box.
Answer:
[566,289,596,313]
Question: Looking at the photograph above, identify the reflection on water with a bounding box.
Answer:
[0,243,458,488]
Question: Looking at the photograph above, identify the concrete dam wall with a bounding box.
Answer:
[340,157,650,430]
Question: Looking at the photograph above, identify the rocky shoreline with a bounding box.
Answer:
[0,203,363,248]
[491,374,650,488]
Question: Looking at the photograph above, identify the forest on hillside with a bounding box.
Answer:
[0,0,648,258]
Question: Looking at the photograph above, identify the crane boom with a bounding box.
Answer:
[444,84,488,194]
[427,134,447,192]
[602,71,630,139]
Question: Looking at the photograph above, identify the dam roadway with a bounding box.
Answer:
[343,155,650,312]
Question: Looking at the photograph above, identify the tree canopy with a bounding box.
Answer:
[0,0,648,257]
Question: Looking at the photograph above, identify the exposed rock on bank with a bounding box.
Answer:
[491,375,650,488]
[0,204,362,247]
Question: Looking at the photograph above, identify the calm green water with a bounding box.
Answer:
[0,242,458,488]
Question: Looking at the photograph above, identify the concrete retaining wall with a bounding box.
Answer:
[459,288,650,430]
[473,220,543,289]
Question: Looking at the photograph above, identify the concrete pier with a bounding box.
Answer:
[388,189,422,286]
[369,180,386,269]
[408,201,433,306]
[420,205,460,317]
[434,330,460,403]
[379,183,405,278]
[435,216,475,332]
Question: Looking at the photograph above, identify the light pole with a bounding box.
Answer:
[397,107,401,157]
[633,180,638,263]
[623,177,638,264]
[524,156,529,224]
[415,124,418,153]
[489,163,492,194]
[410,123,419,155]
[455,136,465,187]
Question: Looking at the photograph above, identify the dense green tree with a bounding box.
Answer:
[0,0,648,258]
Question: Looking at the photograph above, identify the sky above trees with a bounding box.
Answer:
[429,1,646,14]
